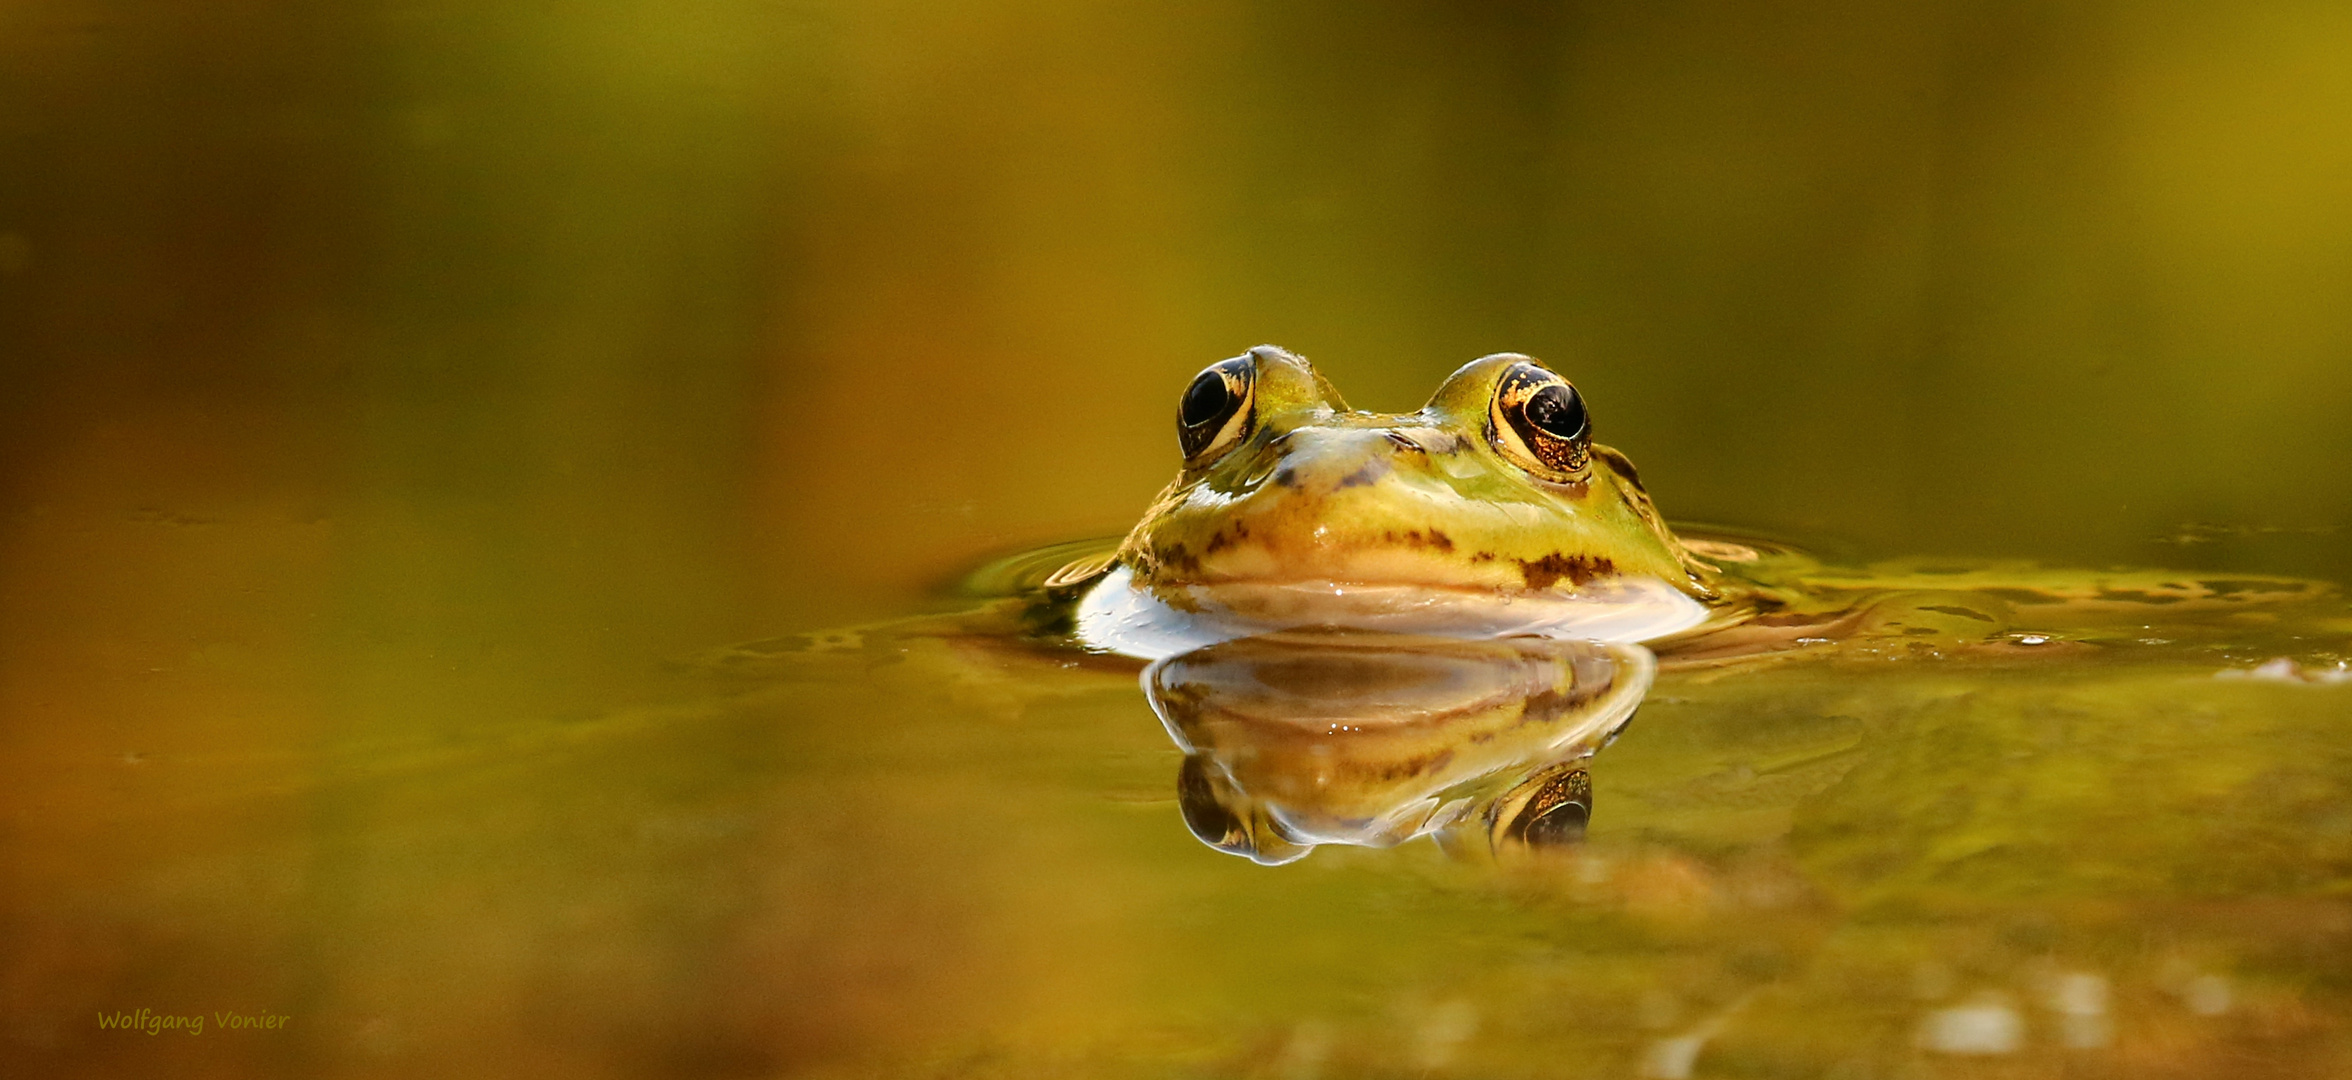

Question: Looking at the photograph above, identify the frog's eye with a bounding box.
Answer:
[1487,361,1590,480]
[1488,764,1592,853]
[1177,355,1257,464]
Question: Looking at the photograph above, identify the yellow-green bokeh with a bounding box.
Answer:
[4,2,2352,1077]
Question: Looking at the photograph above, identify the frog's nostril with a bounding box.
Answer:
[1382,431,1426,455]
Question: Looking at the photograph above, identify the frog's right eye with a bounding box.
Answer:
[1177,355,1257,463]
[1487,361,1591,482]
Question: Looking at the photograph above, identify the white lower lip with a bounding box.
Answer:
[1075,566,1711,660]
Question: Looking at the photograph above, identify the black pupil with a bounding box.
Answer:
[1177,756,1249,853]
[1524,383,1587,441]
[1522,799,1590,846]
[1181,371,1231,428]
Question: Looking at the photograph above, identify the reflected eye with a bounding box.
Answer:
[1177,355,1257,463]
[1176,755,1251,855]
[1490,765,1592,852]
[1487,361,1590,479]
[1176,755,1308,865]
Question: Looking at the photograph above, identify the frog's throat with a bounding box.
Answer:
[1074,566,1709,661]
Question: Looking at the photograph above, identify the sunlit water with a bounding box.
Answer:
[20,529,2352,1079]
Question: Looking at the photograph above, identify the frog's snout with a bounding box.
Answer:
[1140,423,1490,586]
[1257,427,1434,498]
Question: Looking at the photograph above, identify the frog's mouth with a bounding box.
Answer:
[1074,566,1709,661]
[1155,535,1632,596]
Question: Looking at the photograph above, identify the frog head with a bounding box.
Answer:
[1114,346,1715,608]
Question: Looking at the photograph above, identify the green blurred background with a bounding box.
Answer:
[5,3,2352,1076]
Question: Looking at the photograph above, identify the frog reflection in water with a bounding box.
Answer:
[1147,631,1646,865]
[1052,345,2336,861]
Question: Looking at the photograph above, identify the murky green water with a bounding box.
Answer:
[6,2,2352,1077]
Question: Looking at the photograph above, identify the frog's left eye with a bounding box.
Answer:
[1487,361,1590,480]
[1177,355,1257,464]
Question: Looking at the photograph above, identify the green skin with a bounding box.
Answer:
[1113,347,1716,603]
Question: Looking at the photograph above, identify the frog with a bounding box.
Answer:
[1072,345,1728,660]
